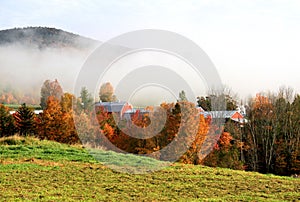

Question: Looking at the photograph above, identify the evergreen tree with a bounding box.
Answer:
[13,103,36,136]
[78,87,93,113]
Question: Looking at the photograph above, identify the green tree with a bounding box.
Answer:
[78,87,93,113]
[13,103,36,136]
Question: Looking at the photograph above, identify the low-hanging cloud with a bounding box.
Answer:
[0,28,99,104]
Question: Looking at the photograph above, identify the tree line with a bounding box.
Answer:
[0,80,299,176]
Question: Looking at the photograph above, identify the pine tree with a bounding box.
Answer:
[78,87,93,113]
[13,103,36,136]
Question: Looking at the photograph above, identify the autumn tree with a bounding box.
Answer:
[13,103,36,136]
[180,114,210,164]
[244,94,276,173]
[240,88,300,175]
[38,96,79,144]
[61,93,75,113]
[155,101,200,162]
[99,82,117,102]
[0,104,16,137]
[94,105,123,150]
[95,105,116,129]
[99,100,210,163]
[203,131,244,170]
[288,95,300,174]
[115,107,163,155]
[74,112,101,147]
[0,92,18,104]
[272,88,300,175]
[40,79,63,109]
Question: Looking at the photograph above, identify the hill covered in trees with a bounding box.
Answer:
[0,27,97,49]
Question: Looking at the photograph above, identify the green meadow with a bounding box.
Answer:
[0,136,299,201]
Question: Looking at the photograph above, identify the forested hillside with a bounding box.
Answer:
[0,27,97,49]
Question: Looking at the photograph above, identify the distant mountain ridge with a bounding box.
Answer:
[0,27,98,49]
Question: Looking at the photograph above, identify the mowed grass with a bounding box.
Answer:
[0,136,299,201]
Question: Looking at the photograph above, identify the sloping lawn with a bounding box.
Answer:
[0,136,299,201]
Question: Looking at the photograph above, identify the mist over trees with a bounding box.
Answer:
[0,27,99,105]
[0,25,299,176]
[1,78,300,176]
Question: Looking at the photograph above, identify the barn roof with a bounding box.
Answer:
[200,110,245,123]
[95,101,128,112]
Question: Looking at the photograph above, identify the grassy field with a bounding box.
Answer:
[0,136,299,201]
[3,104,42,110]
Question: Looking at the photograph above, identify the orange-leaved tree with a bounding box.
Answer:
[40,79,63,109]
[179,113,210,164]
[38,96,79,144]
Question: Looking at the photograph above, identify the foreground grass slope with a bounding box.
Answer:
[0,136,299,201]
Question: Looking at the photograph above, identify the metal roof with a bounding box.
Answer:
[95,101,127,112]
[200,110,245,123]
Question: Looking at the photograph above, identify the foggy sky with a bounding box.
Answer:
[1,0,300,100]
[0,41,96,102]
